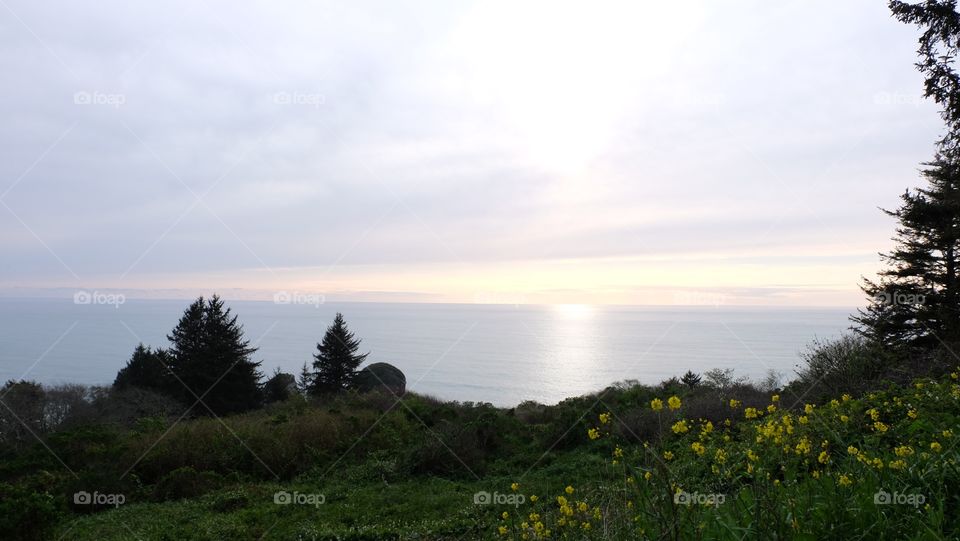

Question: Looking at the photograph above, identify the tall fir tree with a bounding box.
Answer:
[308,313,368,395]
[165,295,263,415]
[855,2,960,348]
[113,344,175,393]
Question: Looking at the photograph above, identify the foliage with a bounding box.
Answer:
[164,295,264,415]
[306,313,370,396]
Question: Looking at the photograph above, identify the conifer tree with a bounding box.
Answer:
[854,2,960,348]
[308,313,368,395]
[165,295,263,415]
[113,344,174,393]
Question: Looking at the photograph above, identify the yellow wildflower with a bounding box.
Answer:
[498,526,508,535]
[771,394,780,403]
[818,450,830,464]
[729,399,741,408]
[691,442,706,455]
[650,398,664,411]
[931,441,943,453]
[907,409,918,419]
[599,412,611,425]
[804,404,815,414]
[838,474,852,486]
[672,420,689,434]
[511,482,520,491]
[663,451,674,460]
[894,445,914,457]
[668,396,682,410]
[745,407,759,419]
[565,486,575,495]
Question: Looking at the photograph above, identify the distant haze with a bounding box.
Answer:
[0,0,943,306]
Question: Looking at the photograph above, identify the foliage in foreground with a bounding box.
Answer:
[496,371,960,540]
[0,369,951,540]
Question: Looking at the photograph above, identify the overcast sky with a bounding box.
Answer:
[0,0,945,306]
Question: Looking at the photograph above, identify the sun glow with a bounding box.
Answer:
[553,303,595,319]
[442,1,704,174]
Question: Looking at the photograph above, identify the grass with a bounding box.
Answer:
[2,371,959,539]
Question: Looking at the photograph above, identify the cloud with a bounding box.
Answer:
[0,0,944,304]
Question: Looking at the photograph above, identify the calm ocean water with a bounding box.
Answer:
[0,299,853,406]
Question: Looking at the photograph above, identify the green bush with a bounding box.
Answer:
[0,482,59,540]
[153,467,225,501]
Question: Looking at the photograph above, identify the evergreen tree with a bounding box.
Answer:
[854,2,960,348]
[890,0,960,154]
[308,313,369,395]
[854,159,960,347]
[113,344,174,393]
[680,370,702,388]
[297,361,314,395]
[165,295,263,415]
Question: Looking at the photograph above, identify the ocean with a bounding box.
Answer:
[0,298,853,406]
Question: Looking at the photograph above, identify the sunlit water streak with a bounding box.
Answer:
[0,299,852,406]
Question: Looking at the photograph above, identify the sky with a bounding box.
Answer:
[0,0,947,306]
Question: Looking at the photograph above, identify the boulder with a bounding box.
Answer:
[354,362,406,396]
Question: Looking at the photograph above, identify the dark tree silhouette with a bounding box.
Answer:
[680,370,702,388]
[165,295,263,415]
[308,313,369,396]
[854,2,960,348]
[113,344,174,393]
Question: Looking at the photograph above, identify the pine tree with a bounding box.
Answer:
[854,159,960,348]
[854,2,960,348]
[680,370,702,388]
[297,361,313,395]
[113,344,174,393]
[165,295,263,415]
[308,313,369,395]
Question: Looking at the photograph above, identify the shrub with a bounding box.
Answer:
[153,467,225,501]
[0,482,59,540]
[789,335,892,401]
